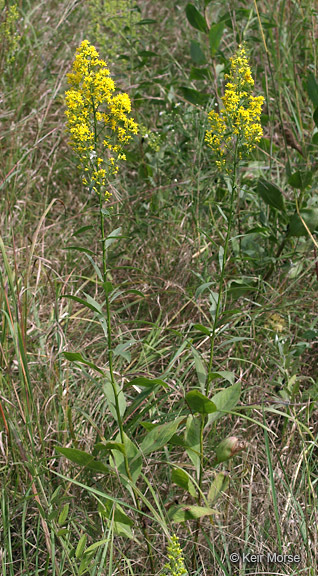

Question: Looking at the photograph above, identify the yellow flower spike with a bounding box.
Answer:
[65,40,138,195]
[205,44,264,172]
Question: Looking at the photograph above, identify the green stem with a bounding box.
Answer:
[94,127,154,574]
[206,148,238,395]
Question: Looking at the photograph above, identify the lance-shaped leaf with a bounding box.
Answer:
[257,178,285,211]
[140,417,184,455]
[168,504,216,522]
[185,390,217,414]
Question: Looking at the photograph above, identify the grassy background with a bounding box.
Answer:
[1,0,318,575]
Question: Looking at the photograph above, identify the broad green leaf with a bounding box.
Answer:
[140,417,184,455]
[207,472,229,504]
[55,447,109,473]
[58,503,69,526]
[257,178,285,211]
[208,371,235,385]
[185,3,208,32]
[110,432,142,482]
[207,382,241,425]
[76,534,87,559]
[288,208,318,237]
[313,107,318,127]
[307,73,318,108]
[190,40,206,65]
[209,22,224,55]
[179,86,210,106]
[168,504,216,522]
[288,170,313,190]
[64,352,104,375]
[185,415,201,475]
[185,390,217,414]
[103,378,126,422]
[172,468,197,497]
[190,67,210,81]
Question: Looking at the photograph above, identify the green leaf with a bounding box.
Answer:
[65,246,95,256]
[76,534,87,559]
[207,472,229,504]
[140,417,184,455]
[191,346,207,391]
[168,504,216,522]
[172,468,197,497]
[105,227,122,248]
[209,22,224,55]
[113,340,136,363]
[128,377,168,389]
[185,3,208,32]
[227,279,257,300]
[55,447,109,474]
[313,107,318,127]
[256,178,285,211]
[190,40,206,65]
[64,352,104,375]
[136,18,157,25]
[307,73,318,108]
[193,323,211,336]
[288,170,313,190]
[185,390,217,414]
[208,371,235,385]
[62,294,102,315]
[72,225,94,237]
[103,378,126,422]
[58,503,69,526]
[185,415,201,476]
[189,67,210,81]
[110,432,142,482]
[288,208,318,237]
[179,86,210,106]
[207,381,241,424]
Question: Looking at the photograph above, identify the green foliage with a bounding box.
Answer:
[1,0,317,574]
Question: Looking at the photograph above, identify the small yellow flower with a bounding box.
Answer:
[65,40,138,196]
[205,44,264,171]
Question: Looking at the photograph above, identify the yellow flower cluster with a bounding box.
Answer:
[205,44,264,170]
[163,534,188,576]
[65,40,138,196]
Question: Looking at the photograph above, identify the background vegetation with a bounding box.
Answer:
[1,1,317,575]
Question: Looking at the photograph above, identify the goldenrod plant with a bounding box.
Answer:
[1,1,317,574]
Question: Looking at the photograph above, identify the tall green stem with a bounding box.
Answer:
[206,147,238,395]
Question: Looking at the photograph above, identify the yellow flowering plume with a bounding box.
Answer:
[65,40,138,197]
[205,44,264,170]
[163,534,188,576]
